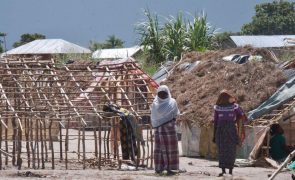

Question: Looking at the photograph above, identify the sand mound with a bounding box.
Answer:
[164,48,286,127]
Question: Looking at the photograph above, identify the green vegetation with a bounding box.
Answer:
[13,33,46,48]
[89,35,124,51]
[241,1,295,35]
[136,9,165,64]
[186,13,215,52]
[136,10,216,64]
[0,32,7,53]
[162,13,187,61]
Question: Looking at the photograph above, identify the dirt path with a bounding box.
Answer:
[0,157,293,180]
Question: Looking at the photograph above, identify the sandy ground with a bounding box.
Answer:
[1,129,294,179]
[0,156,294,180]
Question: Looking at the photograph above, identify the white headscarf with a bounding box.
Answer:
[151,85,180,128]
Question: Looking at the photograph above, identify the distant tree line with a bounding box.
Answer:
[215,1,295,50]
[13,33,46,48]
[89,35,124,51]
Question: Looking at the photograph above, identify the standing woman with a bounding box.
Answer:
[213,90,245,177]
[151,85,180,175]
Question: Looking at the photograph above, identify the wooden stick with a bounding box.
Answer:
[106,121,110,159]
[40,120,45,169]
[30,118,35,169]
[103,124,107,161]
[43,118,48,162]
[17,120,22,170]
[146,125,149,167]
[150,127,154,169]
[36,119,40,169]
[115,118,120,165]
[98,117,102,169]
[268,150,295,180]
[5,109,8,165]
[94,126,98,158]
[49,120,54,169]
[78,128,81,160]
[65,118,69,170]
[82,125,86,169]
[25,116,30,168]
[59,122,63,160]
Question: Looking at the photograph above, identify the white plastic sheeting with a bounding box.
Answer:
[92,46,142,59]
[6,39,91,54]
[237,126,265,159]
[181,123,201,157]
[230,35,295,48]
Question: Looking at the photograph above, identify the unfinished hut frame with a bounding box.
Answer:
[249,97,295,159]
[0,56,157,170]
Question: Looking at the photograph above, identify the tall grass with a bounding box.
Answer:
[136,9,164,64]
[136,10,217,64]
[162,13,187,61]
[186,13,216,52]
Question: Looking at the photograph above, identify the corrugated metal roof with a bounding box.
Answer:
[92,46,142,59]
[6,39,91,54]
[230,35,295,48]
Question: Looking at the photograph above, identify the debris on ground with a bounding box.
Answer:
[17,171,47,178]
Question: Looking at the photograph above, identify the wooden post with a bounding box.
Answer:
[150,127,153,169]
[25,117,30,168]
[36,119,40,169]
[82,125,86,169]
[146,125,149,167]
[12,117,16,166]
[94,126,98,158]
[17,120,22,170]
[78,128,81,160]
[65,118,69,170]
[30,118,35,169]
[59,122,63,160]
[43,118,48,162]
[49,120,54,169]
[98,117,101,169]
[40,120,45,169]
[103,124,107,161]
[115,118,119,166]
[5,107,8,165]
[106,120,110,159]
[266,130,270,157]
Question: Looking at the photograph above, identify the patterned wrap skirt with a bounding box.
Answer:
[215,121,239,169]
[154,120,179,171]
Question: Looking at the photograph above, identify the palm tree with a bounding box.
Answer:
[104,35,124,48]
[89,40,104,51]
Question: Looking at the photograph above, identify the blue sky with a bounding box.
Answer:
[0,0,283,49]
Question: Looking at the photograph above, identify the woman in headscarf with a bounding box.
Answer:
[151,85,180,175]
[213,90,246,177]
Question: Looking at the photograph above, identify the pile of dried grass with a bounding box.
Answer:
[164,48,287,127]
